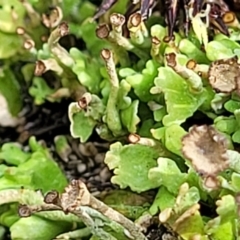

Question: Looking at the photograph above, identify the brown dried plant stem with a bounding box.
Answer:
[58,180,147,240]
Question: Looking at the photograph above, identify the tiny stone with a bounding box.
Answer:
[88,176,96,181]
[93,167,101,175]
[93,142,110,149]
[93,175,101,182]
[77,163,87,174]
[100,162,106,168]
[87,158,95,168]
[100,167,111,182]
[68,154,78,161]
[68,160,81,167]
[162,233,177,240]
[67,160,79,169]
[86,182,94,188]
[94,152,105,164]
[79,142,98,157]
[82,172,92,178]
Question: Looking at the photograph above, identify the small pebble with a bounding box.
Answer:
[86,182,94,188]
[79,142,98,157]
[77,163,87,174]
[99,167,111,182]
[82,172,93,178]
[68,154,78,161]
[87,158,95,168]
[93,142,109,149]
[93,175,101,182]
[94,152,105,164]
[67,160,79,169]
[93,167,101,175]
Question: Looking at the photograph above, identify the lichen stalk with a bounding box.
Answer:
[101,49,123,136]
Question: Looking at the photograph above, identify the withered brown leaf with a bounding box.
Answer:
[182,125,229,177]
[208,56,240,93]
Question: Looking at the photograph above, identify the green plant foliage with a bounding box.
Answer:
[0,67,22,116]
[154,67,206,126]
[0,137,67,192]
[124,60,159,102]
[10,216,72,240]
[70,48,103,93]
[69,94,105,142]
[105,142,160,192]
[0,143,31,165]
[3,0,240,239]
[29,77,55,105]
[148,157,187,194]
[102,190,150,220]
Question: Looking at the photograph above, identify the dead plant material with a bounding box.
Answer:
[44,180,147,240]
[182,125,229,179]
[208,56,240,93]
[42,6,63,28]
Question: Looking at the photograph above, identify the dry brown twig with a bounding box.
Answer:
[19,180,147,240]
[50,179,147,240]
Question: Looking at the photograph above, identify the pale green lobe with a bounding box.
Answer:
[70,47,102,94]
[179,39,209,64]
[164,124,187,157]
[206,41,235,61]
[120,100,140,133]
[148,157,187,194]
[10,216,71,240]
[69,106,96,143]
[125,60,159,102]
[0,32,22,59]
[154,67,206,126]
[149,186,175,214]
[0,143,31,166]
[0,0,25,32]
[0,67,22,116]
[29,77,55,105]
[105,142,160,193]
